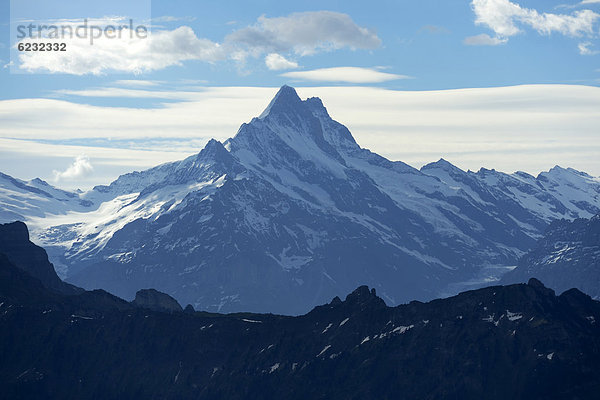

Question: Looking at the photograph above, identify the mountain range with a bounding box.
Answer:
[503,215,600,299]
[1,85,599,314]
[1,224,599,400]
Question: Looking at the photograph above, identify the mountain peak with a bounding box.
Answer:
[305,96,324,110]
[421,158,462,173]
[527,277,546,289]
[0,221,29,242]
[546,165,579,176]
[132,288,183,313]
[199,139,228,159]
[546,165,590,178]
[31,178,49,186]
[192,138,237,170]
[550,165,566,173]
[258,85,302,119]
[477,167,498,175]
[0,221,80,295]
[344,286,386,309]
[278,84,298,96]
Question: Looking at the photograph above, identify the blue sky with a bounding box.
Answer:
[0,0,599,189]
[2,0,600,95]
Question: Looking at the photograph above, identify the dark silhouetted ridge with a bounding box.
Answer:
[0,221,81,295]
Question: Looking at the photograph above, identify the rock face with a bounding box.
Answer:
[503,214,600,299]
[0,221,80,295]
[1,250,599,400]
[132,288,183,313]
[3,86,600,314]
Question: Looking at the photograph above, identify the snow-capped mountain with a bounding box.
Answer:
[2,86,600,314]
[502,214,600,299]
[0,172,93,222]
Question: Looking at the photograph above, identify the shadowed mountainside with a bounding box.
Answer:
[1,231,599,400]
[503,214,600,299]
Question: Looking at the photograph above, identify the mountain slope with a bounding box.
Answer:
[1,247,599,399]
[3,86,600,313]
[0,221,81,295]
[0,173,93,223]
[502,214,600,299]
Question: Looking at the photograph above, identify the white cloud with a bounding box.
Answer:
[464,33,508,45]
[0,138,195,190]
[113,79,161,87]
[264,53,299,70]
[579,41,600,54]
[53,87,201,99]
[151,16,196,23]
[226,11,381,58]
[470,0,600,47]
[17,25,223,75]
[53,155,94,182]
[281,67,411,83]
[1,85,600,188]
[0,88,272,141]
[556,1,600,10]
[14,11,381,75]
